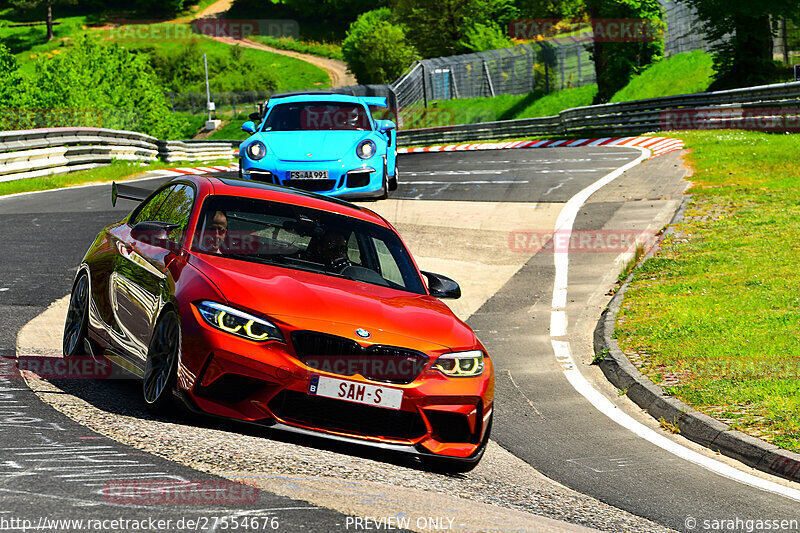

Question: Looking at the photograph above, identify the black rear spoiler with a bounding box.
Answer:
[111,182,151,207]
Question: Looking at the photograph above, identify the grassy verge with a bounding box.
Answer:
[412,85,598,128]
[0,158,234,197]
[610,51,715,103]
[248,35,343,61]
[616,130,800,453]
[100,25,330,92]
[207,116,251,140]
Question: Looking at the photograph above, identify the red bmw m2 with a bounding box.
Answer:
[63,175,493,471]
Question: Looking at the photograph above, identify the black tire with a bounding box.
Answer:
[143,309,181,413]
[420,414,492,474]
[388,168,398,191]
[63,272,90,357]
[377,161,389,200]
[238,164,243,180]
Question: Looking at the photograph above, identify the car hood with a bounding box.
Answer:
[261,131,370,162]
[189,254,476,352]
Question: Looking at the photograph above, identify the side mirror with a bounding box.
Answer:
[130,221,181,252]
[421,271,461,299]
[241,121,256,134]
[376,119,396,133]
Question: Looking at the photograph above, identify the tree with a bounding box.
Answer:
[16,36,181,137]
[513,0,586,19]
[342,8,419,84]
[585,0,664,103]
[677,0,800,89]
[394,0,519,57]
[8,0,76,41]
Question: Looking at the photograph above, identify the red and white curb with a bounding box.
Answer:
[154,163,239,177]
[398,137,684,160]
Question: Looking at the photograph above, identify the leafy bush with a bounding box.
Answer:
[2,36,182,138]
[0,43,21,107]
[342,8,419,84]
[458,21,513,53]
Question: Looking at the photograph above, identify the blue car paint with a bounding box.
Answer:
[238,94,397,199]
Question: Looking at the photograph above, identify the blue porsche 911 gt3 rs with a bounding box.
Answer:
[239,92,398,199]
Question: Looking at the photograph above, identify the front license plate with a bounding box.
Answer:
[290,170,328,180]
[308,375,403,410]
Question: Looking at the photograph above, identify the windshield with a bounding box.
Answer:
[262,102,371,131]
[192,195,425,294]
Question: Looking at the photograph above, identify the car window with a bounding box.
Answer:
[130,187,172,226]
[192,195,425,294]
[130,184,195,243]
[158,185,195,242]
[371,237,405,287]
[263,102,371,131]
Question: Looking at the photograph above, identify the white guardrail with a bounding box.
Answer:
[0,127,238,183]
[1,80,798,182]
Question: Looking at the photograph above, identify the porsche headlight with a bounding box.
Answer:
[246,141,267,160]
[433,350,485,377]
[356,140,376,159]
[196,301,284,343]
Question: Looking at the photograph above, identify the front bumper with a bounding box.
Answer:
[240,156,385,198]
[177,305,494,460]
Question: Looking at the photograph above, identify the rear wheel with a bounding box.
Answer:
[143,309,181,413]
[63,272,89,356]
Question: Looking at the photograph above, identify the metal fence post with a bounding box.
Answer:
[482,61,496,97]
[421,63,428,108]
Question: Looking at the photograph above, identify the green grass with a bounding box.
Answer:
[248,35,343,61]
[3,18,330,91]
[610,50,715,103]
[101,25,330,92]
[410,85,598,128]
[616,130,800,452]
[207,116,252,140]
[0,158,234,197]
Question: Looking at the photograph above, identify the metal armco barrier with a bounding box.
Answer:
[396,80,800,146]
[158,140,239,163]
[3,80,799,181]
[0,128,238,182]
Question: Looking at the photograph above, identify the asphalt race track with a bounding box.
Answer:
[2,147,799,532]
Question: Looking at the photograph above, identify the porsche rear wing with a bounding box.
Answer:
[111,181,152,207]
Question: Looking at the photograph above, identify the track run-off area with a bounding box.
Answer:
[2,143,799,532]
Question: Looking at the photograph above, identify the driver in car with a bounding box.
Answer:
[305,230,351,272]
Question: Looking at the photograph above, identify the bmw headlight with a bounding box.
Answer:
[356,140,376,159]
[196,301,284,343]
[433,350,485,377]
[246,141,267,160]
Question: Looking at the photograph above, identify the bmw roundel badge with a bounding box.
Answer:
[356,328,371,339]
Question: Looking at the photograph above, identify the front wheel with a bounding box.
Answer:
[63,271,90,356]
[377,161,389,200]
[388,168,398,191]
[143,309,181,413]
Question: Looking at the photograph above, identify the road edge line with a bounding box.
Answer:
[551,147,800,502]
